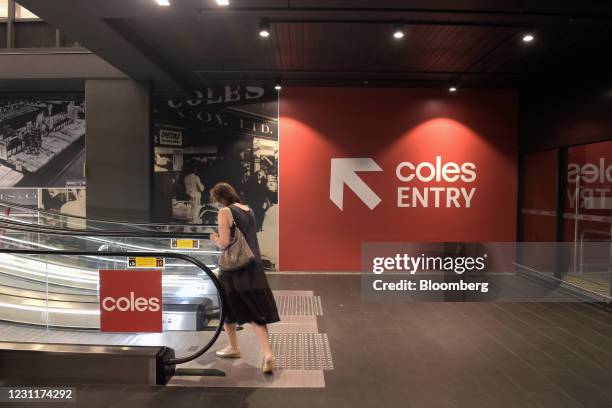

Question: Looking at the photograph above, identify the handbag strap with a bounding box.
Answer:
[224,205,243,240]
[224,204,250,236]
[223,206,236,227]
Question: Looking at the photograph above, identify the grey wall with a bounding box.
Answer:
[85,79,152,221]
[0,52,127,79]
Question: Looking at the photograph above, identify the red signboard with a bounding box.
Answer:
[279,87,518,271]
[99,270,162,333]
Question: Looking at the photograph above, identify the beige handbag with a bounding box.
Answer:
[218,207,256,272]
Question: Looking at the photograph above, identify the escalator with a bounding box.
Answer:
[0,202,226,385]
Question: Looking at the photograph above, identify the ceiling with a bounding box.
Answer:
[17,0,612,91]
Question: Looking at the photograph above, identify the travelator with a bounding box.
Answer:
[0,200,226,385]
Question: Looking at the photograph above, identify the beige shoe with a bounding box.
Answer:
[262,356,275,374]
[215,348,241,358]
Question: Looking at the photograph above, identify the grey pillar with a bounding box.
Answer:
[85,79,152,222]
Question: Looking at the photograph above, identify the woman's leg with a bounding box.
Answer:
[252,323,273,359]
[223,323,240,352]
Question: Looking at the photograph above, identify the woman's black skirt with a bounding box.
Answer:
[218,260,280,325]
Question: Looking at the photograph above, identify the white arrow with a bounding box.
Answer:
[330,158,383,210]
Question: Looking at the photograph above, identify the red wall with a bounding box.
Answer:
[279,88,518,271]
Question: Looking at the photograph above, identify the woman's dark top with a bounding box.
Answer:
[218,204,280,325]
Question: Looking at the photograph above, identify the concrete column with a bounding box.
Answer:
[85,79,152,222]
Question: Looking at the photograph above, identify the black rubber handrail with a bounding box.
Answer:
[0,248,226,366]
[0,217,215,239]
[0,198,216,229]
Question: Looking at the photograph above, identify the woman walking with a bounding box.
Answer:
[209,182,280,373]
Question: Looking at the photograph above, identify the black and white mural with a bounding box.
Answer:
[0,99,86,188]
[0,97,86,218]
[152,86,279,269]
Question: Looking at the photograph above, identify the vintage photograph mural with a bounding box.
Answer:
[0,98,86,219]
[152,86,279,269]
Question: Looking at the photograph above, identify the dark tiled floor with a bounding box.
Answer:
[4,274,612,408]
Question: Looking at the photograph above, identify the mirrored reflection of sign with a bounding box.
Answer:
[99,270,162,333]
[170,238,200,249]
[563,140,612,245]
[127,257,165,269]
[567,146,612,210]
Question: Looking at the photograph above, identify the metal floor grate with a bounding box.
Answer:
[270,333,334,370]
[274,295,323,316]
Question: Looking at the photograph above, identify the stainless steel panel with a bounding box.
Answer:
[0,342,173,385]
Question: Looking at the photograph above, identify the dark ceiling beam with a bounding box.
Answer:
[195,6,612,21]
[194,69,522,76]
[191,70,522,88]
[0,51,127,80]
[187,78,524,89]
[263,18,531,28]
[17,0,188,91]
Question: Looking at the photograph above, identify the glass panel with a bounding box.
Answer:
[14,3,38,19]
[0,197,216,237]
[0,210,223,362]
[0,220,221,272]
[520,150,558,242]
[518,150,559,278]
[564,140,612,296]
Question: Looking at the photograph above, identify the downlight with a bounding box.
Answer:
[449,86,457,93]
[522,33,534,43]
[259,20,271,38]
[274,84,282,91]
[216,0,230,5]
[155,0,170,6]
[393,24,405,40]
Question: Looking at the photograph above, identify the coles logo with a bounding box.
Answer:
[330,157,477,211]
[99,270,162,333]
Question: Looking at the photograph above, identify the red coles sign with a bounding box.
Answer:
[99,270,162,333]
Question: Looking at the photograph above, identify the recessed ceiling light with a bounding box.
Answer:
[449,86,457,93]
[274,84,282,91]
[155,0,170,6]
[216,0,230,5]
[522,34,534,43]
[393,24,405,40]
[259,20,270,38]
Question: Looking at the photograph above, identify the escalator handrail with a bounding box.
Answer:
[0,217,216,238]
[0,198,216,229]
[0,248,226,366]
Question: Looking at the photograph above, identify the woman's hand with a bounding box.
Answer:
[210,231,219,244]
